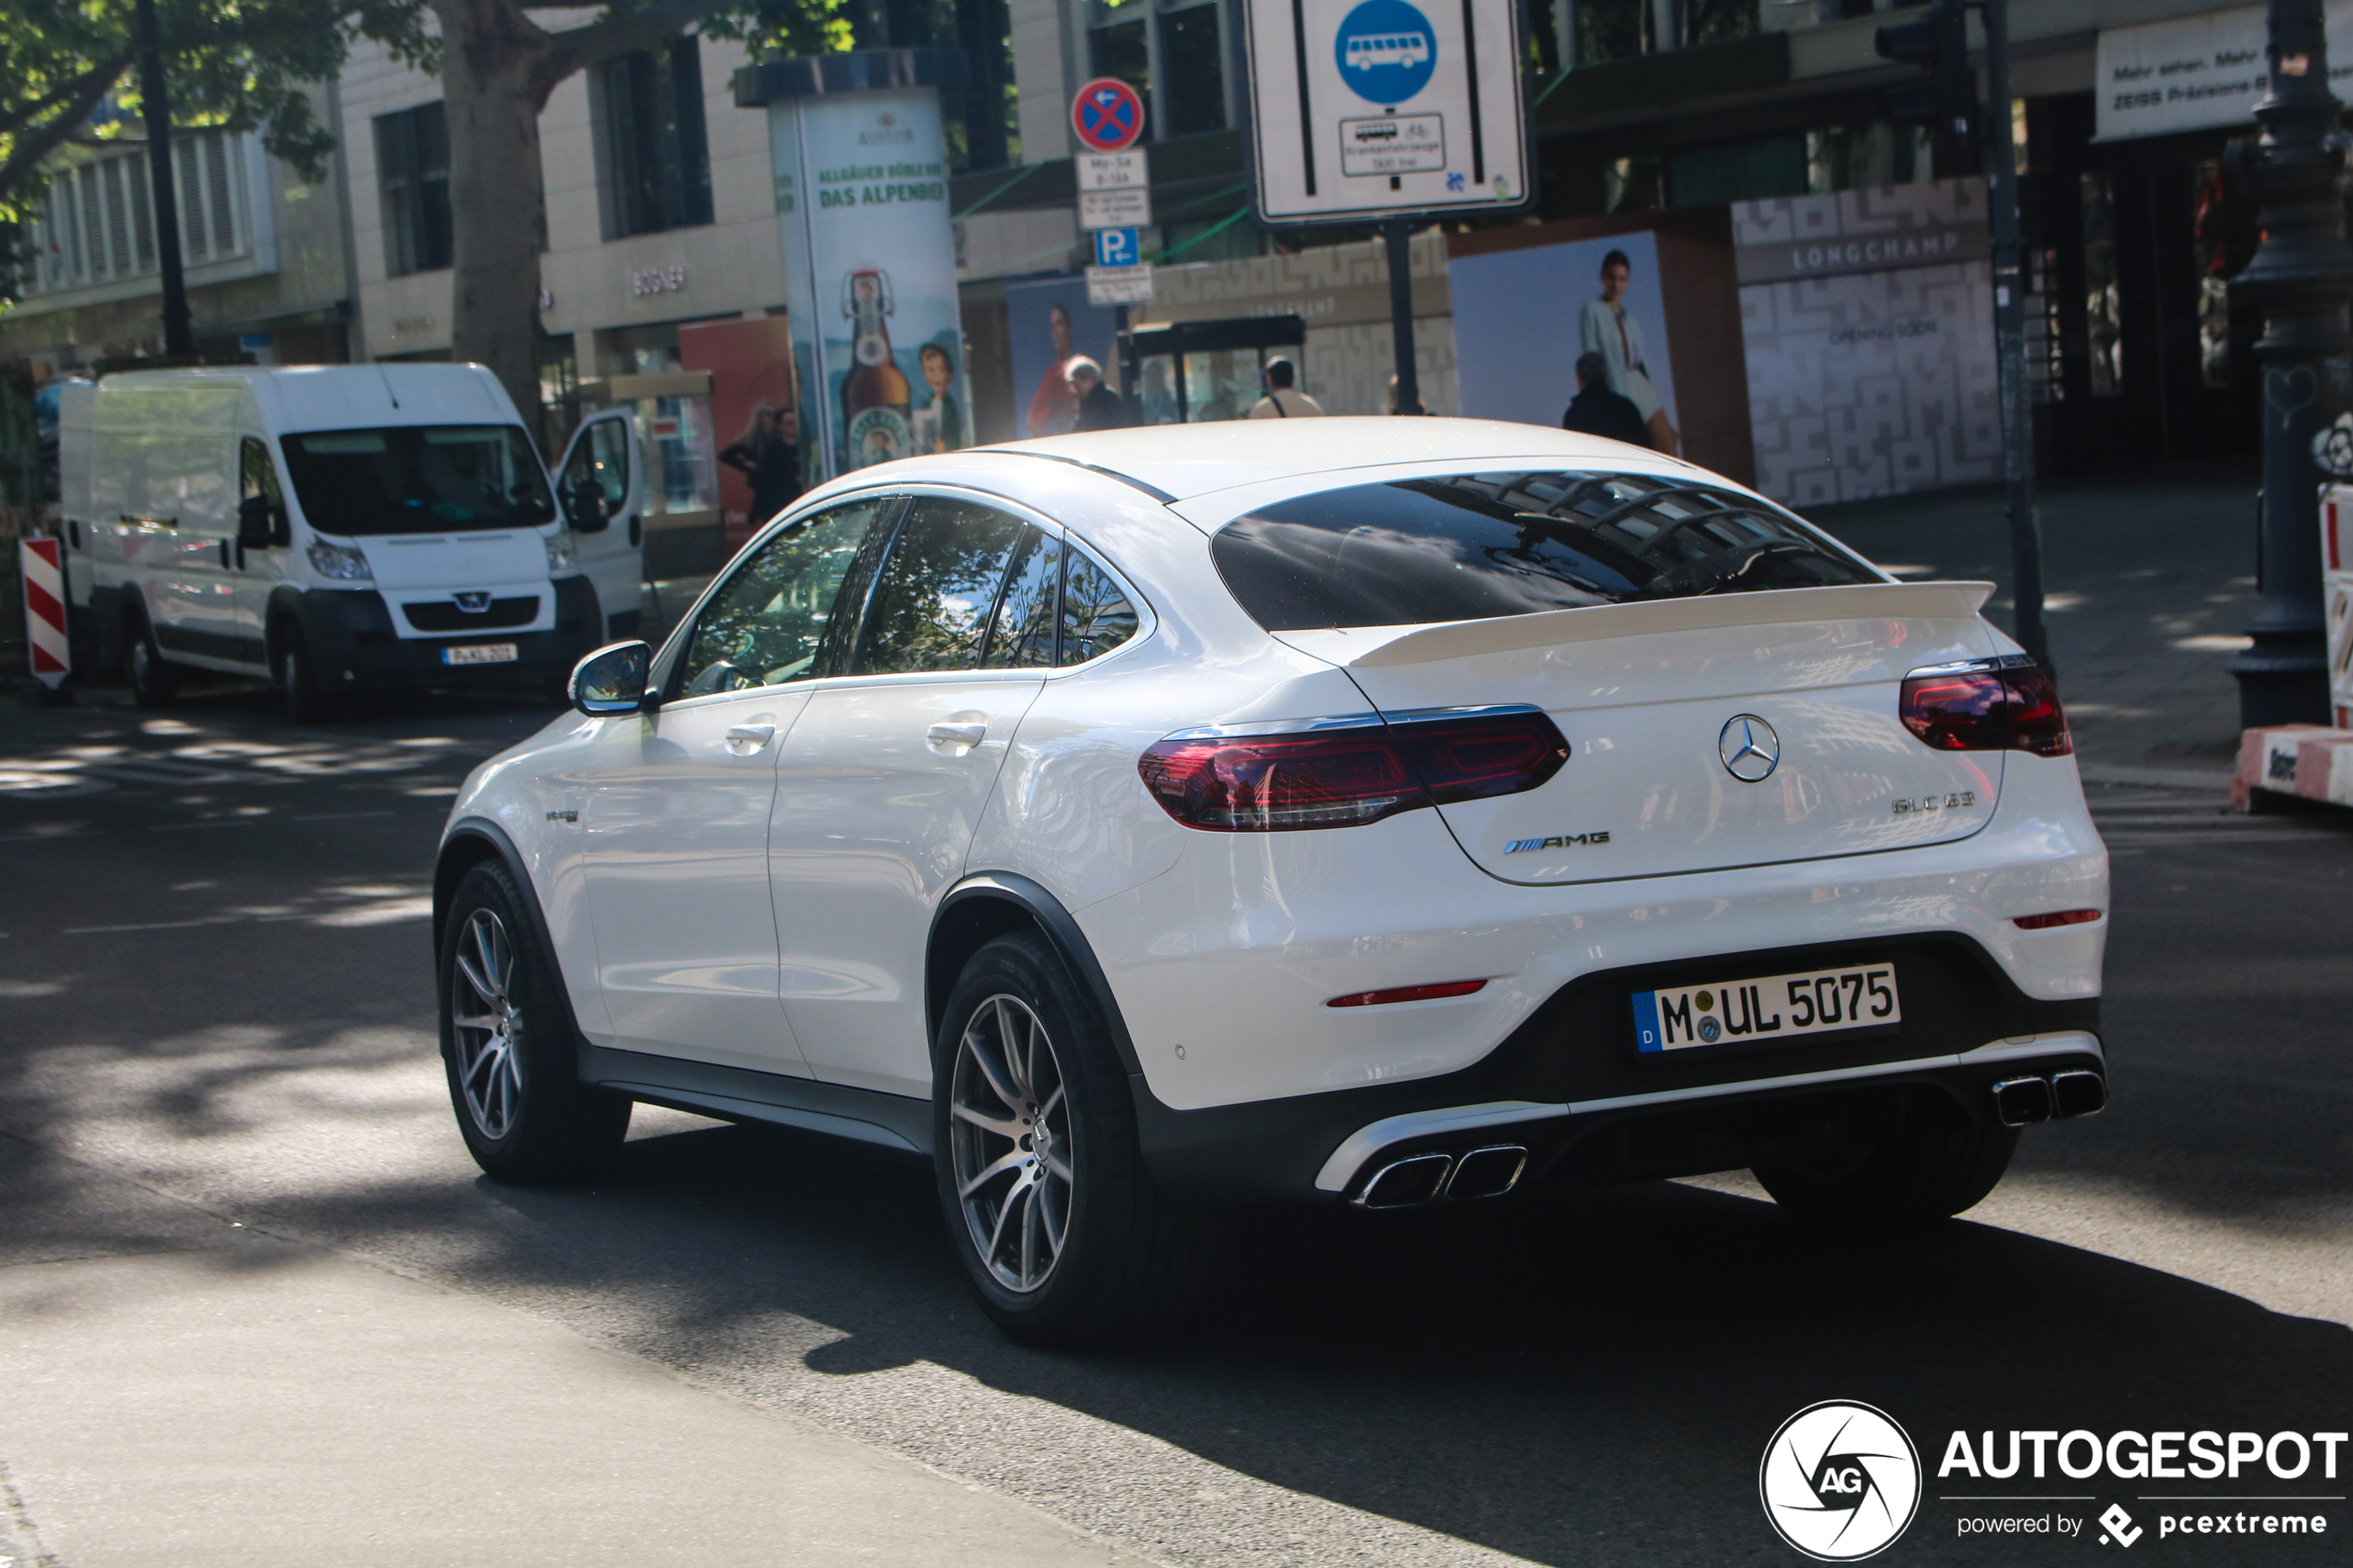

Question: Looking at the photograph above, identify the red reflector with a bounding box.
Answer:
[1899,661,2072,758]
[1327,979,1488,1008]
[2013,909,2102,930]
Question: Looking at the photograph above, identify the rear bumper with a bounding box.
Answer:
[291,580,600,687]
[1131,931,2101,1205]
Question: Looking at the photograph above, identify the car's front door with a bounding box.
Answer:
[574,495,899,1073]
[770,496,1063,1098]
[554,410,646,640]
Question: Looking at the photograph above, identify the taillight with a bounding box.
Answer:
[1899,659,2072,758]
[1139,709,1568,832]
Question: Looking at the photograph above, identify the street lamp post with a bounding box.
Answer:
[2226,0,2353,727]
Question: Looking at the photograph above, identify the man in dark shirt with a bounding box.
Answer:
[1068,357,1131,433]
[1560,352,1653,448]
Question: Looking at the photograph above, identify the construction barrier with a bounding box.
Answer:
[2323,487,2353,727]
[19,536,68,690]
[2234,724,2353,809]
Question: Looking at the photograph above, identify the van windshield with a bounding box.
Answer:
[1211,470,1879,632]
[281,425,554,535]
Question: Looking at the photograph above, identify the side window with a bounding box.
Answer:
[561,419,629,529]
[853,497,1031,675]
[1060,546,1139,665]
[983,528,1061,670]
[240,437,288,545]
[678,497,894,696]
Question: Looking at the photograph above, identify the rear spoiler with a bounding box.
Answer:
[1277,581,1997,671]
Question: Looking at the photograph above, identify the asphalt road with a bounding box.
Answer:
[3,559,2350,1564]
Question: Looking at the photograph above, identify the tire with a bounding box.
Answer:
[275,623,333,725]
[125,608,178,708]
[438,859,631,1182]
[1753,1123,2019,1237]
[934,933,1216,1345]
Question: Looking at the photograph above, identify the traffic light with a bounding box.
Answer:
[1878,0,1979,178]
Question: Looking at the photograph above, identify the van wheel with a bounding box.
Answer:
[1753,1123,2019,1237]
[125,608,178,707]
[934,933,1217,1345]
[438,859,631,1182]
[276,625,332,725]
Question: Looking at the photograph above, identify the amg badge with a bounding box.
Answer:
[1504,831,1610,853]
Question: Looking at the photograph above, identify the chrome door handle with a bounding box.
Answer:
[926,720,987,752]
[724,723,776,756]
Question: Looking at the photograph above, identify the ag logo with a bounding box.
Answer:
[1759,1400,1920,1561]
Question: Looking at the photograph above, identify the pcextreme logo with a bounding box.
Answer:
[1760,1400,1923,1562]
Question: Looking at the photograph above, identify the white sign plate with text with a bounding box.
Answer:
[1086,263,1154,306]
[1076,151,1149,192]
[1245,0,1527,224]
[1079,186,1153,231]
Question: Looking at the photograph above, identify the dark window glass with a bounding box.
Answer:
[681,498,895,695]
[984,528,1062,669]
[855,498,1030,674]
[1060,546,1139,664]
[1212,471,1878,633]
[281,426,554,536]
[601,38,714,238]
[241,437,288,546]
[1089,16,1151,138]
[374,103,452,276]
[1160,4,1226,137]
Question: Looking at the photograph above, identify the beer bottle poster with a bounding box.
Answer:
[768,88,965,480]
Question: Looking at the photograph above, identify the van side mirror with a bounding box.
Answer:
[570,640,651,715]
[237,494,277,549]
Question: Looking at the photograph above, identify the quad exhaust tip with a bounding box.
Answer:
[1354,1145,1528,1209]
[1993,1070,2106,1128]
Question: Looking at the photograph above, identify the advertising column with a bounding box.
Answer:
[767,78,964,483]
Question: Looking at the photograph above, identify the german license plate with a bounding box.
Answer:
[1632,964,1900,1054]
[442,643,518,666]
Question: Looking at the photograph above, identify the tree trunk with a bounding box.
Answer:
[432,0,556,430]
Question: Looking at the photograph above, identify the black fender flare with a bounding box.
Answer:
[433,816,540,960]
[926,872,1141,1077]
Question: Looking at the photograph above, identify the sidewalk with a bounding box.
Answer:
[1808,461,2262,785]
[0,1144,1139,1568]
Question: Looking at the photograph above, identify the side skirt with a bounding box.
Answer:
[578,1044,934,1160]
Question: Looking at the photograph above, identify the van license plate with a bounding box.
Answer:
[442,643,519,666]
[1632,964,1900,1053]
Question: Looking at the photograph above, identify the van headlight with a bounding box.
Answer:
[306,538,373,581]
[545,534,576,572]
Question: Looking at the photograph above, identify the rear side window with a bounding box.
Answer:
[1211,471,1878,632]
[854,498,1031,674]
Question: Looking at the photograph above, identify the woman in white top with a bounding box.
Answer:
[1578,249,1680,457]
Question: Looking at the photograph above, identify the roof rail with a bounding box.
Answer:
[998,449,1179,506]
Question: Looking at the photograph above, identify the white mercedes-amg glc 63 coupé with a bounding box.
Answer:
[432,419,2108,1344]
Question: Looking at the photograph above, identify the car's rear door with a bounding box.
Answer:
[768,495,1061,1098]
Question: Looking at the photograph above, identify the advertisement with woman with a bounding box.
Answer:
[769,88,967,481]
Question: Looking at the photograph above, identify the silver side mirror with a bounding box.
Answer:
[570,640,651,715]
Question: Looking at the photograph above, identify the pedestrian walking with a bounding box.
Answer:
[1247,358,1324,419]
[1560,352,1652,448]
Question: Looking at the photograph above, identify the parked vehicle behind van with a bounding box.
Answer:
[57,365,645,720]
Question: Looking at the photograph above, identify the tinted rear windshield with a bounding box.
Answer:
[283,425,553,535]
[1212,470,1879,632]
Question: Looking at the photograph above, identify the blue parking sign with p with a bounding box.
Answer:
[1094,228,1140,268]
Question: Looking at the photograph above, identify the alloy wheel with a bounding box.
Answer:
[950,994,1072,1293]
[449,908,524,1139]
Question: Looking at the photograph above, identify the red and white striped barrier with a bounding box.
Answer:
[2233,723,2353,809]
[19,537,69,690]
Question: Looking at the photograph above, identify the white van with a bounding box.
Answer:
[57,364,644,719]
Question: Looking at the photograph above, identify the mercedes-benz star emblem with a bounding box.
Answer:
[1719,714,1780,783]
